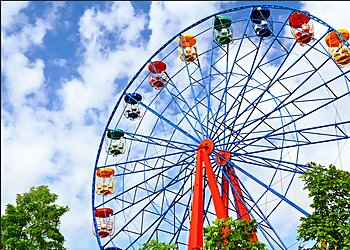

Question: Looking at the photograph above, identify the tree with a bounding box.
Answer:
[1,185,69,250]
[297,162,350,250]
[139,239,178,250]
[203,217,267,250]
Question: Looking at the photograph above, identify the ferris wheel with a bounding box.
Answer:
[92,4,350,250]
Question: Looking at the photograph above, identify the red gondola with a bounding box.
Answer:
[93,208,115,238]
[288,11,314,45]
[148,61,168,90]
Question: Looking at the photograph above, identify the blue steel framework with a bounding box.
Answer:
[92,4,350,250]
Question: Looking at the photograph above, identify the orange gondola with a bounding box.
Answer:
[325,29,349,47]
[95,167,115,196]
[325,29,350,67]
[178,34,198,62]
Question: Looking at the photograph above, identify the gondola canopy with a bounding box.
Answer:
[124,93,142,105]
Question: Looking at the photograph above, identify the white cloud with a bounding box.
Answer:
[4,53,45,106]
[1,1,29,30]
[1,1,65,109]
[301,1,350,32]
[147,1,222,53]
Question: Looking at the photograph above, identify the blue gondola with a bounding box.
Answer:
[250,6,273,38]
[124,93,143,120]
[124,93,142,105]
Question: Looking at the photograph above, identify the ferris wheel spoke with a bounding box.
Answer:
[229,76,349,154]
[178,36,207,139]
[171,193,193,245]
[96,153,194,208]
[214,152,309,216]
[230,119,347,149]
[123,134,194,177]
[228,67,348,153]
[158,72,206,140]
[102,161,195,247]
[222,39,264,146]
[208,12,252,139]
[138,80,206,146]
[211,66,302,143]
[196,56,216,138]
[225,91,292,127]
[224,38,263,130]
[206,157,289,249]
[98,171,195,247]
[147,66,222,142]
[206,36,225,134]
[97,148,194,172]
[209,74,260,138]
[229,153,308,174]
[206,157,287,249]
[213,91,291,150]
[212,62,293,145]
[124,131,197,150]
[210,15,292,141]
[221,166,288,249]
[213,28,329,144]
[190,25,228,138]
[127,77,211,145]
[229,120,349,156]
[135,175,194,246]
[135,99,201,143]
[163,75,236,140]
[215,81,281,144]
[217,152,297,217]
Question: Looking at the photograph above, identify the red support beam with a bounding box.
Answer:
[188,139,228,250]
[202,150,227,220]
[188,151,204,250]
[216,151,231,218]
[222,168,229,218]
[188,140,257,250]
[229,168,258,241]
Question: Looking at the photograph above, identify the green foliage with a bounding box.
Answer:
[1,185,69,250]
[138,239,178,250]
[297,162,350,250]
[203,217,267,250]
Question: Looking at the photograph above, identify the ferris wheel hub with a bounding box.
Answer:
[197,138,214,154]
[216,150,231,166]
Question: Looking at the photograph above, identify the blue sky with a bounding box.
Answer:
[1,1,350,250]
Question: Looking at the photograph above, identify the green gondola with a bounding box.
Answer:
[106,129,124,140]
[105,129,126,156]
[213,16,233,45]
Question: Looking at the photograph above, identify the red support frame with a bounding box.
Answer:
[216,151,231,217]
[222,168,229,217]
[187,151,204,249]
[188,140,257,250]
[229,168,258,241]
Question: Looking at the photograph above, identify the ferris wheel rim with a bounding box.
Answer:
[92,4,350,249]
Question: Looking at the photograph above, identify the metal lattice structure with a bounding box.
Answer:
[92,4,350,250]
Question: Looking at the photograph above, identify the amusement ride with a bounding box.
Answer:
[92,4,350,250]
